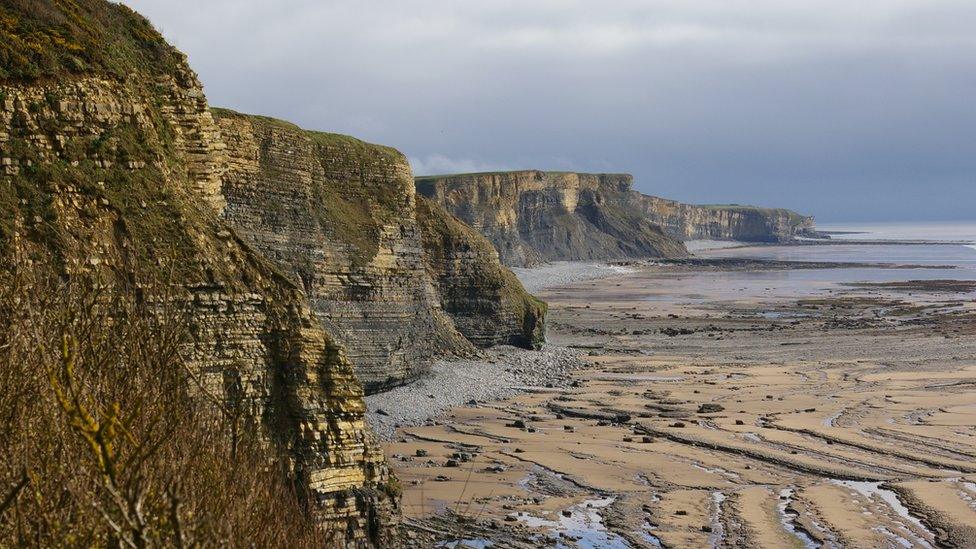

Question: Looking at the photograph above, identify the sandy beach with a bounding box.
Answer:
[381,255,976,548]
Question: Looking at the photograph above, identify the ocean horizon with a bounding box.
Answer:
[817,220,976,243]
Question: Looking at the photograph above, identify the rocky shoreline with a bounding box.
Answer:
[367,255,958,441]
[365,260,647,440]
[509,261,638,293]
[386,257,976,548]
[365,345,584,440]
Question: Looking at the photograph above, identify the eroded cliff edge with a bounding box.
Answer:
[417,171,815,266]
[0,1,394,544]
[214,110,546,391]
[416,170,688,267]
[637,195,816,243]
[417,195,546,348]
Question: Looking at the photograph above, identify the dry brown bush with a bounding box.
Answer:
[0,262,327,547]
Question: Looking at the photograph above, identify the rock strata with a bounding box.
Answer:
[0,1,394,544]
[416,170,688,267]
[214,111,547,392]
[214,110,473,393]
[636,195,816,243]
[416,195,546,348]
[416,171,816,265]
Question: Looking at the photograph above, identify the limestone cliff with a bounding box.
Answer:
[416,171,816,264]
[416,171,688,267]
[213,111,547,391]
[637,195,816,243]
[213,110,474,393]
[416,195,546,348]
[0,1,394,544]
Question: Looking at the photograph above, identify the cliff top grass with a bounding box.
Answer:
[212,107,404,160]
[695,204,811,223]
[0,0,181,83]
[415,170,632,183]
[211,107,304,132]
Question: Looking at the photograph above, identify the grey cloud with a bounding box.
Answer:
[408,154,511,176]
[124,0,976,221]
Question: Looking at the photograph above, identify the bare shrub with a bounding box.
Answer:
[0,262,325,547]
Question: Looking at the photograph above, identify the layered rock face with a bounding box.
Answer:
[417,196,546,348]
[416,171,688,267]
[214,111,474,393]
[416,171,816,264]
[0,1,394,544]
[637,195,816,243]
[214,111,547,391]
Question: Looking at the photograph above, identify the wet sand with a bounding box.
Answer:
[394,260,976,548]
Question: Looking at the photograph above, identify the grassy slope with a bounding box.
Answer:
[0,0,182,82]
[414,169,619,185]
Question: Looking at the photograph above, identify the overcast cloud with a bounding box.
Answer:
[122,0,976,221]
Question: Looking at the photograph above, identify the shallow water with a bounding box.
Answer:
[648,232,976,305]
[513,497,630,549]
[708,491,726,547]
[703,222,976,280]
[777,488,820,549]
[832,480,934,549]
[640,529,664,547]
[822,410,844,428]
[818,221,976,243]
[703,243,976,268]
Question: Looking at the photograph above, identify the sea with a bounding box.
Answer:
[644,222,976,304]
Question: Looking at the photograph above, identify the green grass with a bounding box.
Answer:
[414,169,631,183]
[695,204,810,224]
[210,108,303,132]
[0,0,181,82]
[0,87,232,285]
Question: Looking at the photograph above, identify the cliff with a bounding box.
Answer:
[417,195,546,348]
[416,171,816,264]
[214,111,546,392]
[637,195,816,243]
[0,1,394,544]
[416,170,688,267]
[213,110,472,393]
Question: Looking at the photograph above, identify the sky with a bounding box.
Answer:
[121,0,976,222]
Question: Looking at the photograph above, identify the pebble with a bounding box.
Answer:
[510,262,635,294]
[365,344,584,440]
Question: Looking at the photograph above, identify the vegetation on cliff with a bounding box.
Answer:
[695,204,812,227]
[1,1,396,545]
[214,109,547,393]
[0,266,325,546]
[212,107,409,270]
[0,0,182,82]
[306,130,410,268]
[213,108,476,393]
